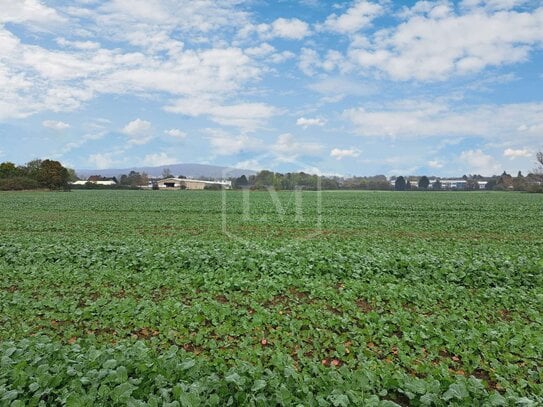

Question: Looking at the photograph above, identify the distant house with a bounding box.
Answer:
[156,177,232,190]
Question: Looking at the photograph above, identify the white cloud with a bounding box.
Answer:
[298,48,349,76]
[164,129,186,139]
[0,0,66,26]
[428,160,444,169]
[0,3,263,121]
[347,4,543,80]
[143,152,178,166]
[166,98,277,130]
[330,147,361,160]
[56,38,101,50]
[460,0,531,11]
[321,0,383,34]
[42,120,70,130]
[344,100,543,141]
[206,130,263,156]
[242,18,310,40]
[296,117,326,128]
[270,18,310,39]
[272,133,324,161]
[121,118,152,144]
[308,76,377,98]
[234,159,263,171]
[88,152,119,169]
[459,149,501,175]
[503,148,532,158]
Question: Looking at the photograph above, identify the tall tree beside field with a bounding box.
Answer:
[537,151,543,175]
[395,176,406,191]
[418,176,430,189]
[36,160,70,190]
[433,179,442,190]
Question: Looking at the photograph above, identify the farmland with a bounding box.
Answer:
[0,190,542,406]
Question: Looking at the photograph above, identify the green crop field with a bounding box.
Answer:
[0,190,542,406]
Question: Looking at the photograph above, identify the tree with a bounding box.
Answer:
[395,176,406,191]
[536,151,543,180]
[23,159,43,179]
[120,171,146,188]
[432,179,442,190]
[162,168,173,178]
[66,168,79,182]
[234,175,249,189]
[36,159,69,190]
[465,179,479,190]
[418,176,430,189]
[495,171,513,190]
[0,162,19,178]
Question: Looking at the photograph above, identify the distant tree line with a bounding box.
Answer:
[231,169,543,193]
[231,172,397,191]
[0,159,75,191]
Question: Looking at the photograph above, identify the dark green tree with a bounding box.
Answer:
[418,176,430,189]
[0,162,19,178]
[432,179,442,190]
[395,176,406,191]
[235,175,249,188]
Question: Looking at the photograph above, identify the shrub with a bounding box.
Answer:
[0,177,39,191]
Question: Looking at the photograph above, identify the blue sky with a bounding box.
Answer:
[0,0,542,177]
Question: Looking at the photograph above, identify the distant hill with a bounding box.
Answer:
[76,163,256,180]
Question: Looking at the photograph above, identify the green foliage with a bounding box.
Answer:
[418,176,430,189]
[0,190,542,404]
[36,159,70,190]
[0,177,39,191]
[0,162,20,178]
[395,176,406,191]
[120,171,148,188]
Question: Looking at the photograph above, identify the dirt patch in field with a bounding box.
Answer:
[356,299,373,313]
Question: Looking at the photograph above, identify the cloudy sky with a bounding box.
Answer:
[0,0,542,176]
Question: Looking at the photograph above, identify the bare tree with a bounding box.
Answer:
[537,151,543,171]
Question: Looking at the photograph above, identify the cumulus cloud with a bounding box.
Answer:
[241,18,310,40]
[88,152,119,169]
[459,149,501,175]
[0,0,67,26]
[166,98,277,130]
[164,129,186,139]
[206,130,263,156]
[321,0,383,34]
[503,148,532,158]
[122,118,153,145]
[346,3,543,81]
[143,152,178,166]
[0,2,263,122]
[344,100,543,141]
[42,120,70,130]
[298,48,348,76]
[296,117,326,128]
[330,148,361,160]
[270,18,310,39]
[428,160,444,169]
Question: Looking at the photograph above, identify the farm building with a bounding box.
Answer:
[156,177,232,190]
[71,179,117,186]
